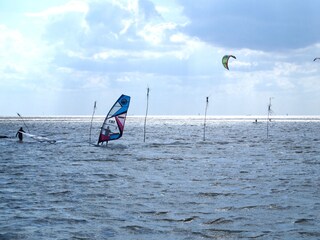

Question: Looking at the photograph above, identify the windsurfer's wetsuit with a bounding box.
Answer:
[16,127,25,141]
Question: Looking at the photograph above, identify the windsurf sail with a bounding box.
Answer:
[98,94,130,144]
[16,113,56,143]
[21,132,56,144]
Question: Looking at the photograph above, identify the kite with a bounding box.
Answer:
[222,55,236,70]
[313,57,320,61]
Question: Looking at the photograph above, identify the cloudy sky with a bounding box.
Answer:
[1,0,319,116]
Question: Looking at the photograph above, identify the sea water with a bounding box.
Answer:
[0,116,319,239]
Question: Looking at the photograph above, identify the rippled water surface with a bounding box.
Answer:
[1,116,320,239]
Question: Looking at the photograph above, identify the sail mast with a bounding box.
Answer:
[203,96,209,141]
[17,113,30,132]
[143,87,150,142]
[89,101,97,144]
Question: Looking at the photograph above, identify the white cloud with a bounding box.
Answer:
[26,0,88,17]
[138,22,177,45]
[0,25,50,85]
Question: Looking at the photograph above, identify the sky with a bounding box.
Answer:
[0,0,320,116]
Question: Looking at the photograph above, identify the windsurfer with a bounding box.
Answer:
[99,126,111,145]
[104,126,111,145]
[16,127,25,142]
[105,126,111,136]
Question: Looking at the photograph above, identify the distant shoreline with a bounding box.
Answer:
[1,115,320,122]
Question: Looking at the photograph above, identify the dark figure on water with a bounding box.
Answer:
[16,127,25,142]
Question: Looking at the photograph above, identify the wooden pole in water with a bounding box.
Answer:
[143,87,150,142]
[267,97,272,138]
[89,101,96,144]
[203,96,209,141]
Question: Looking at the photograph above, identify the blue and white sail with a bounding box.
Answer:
[98,94,130,144]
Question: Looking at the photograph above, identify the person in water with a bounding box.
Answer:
[16,127,25,141]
